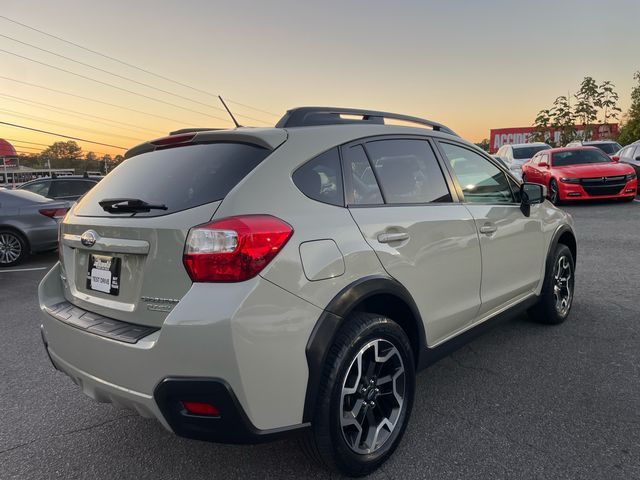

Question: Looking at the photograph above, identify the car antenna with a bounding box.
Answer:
[218,95,243,128]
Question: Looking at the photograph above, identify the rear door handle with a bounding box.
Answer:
[377,232,409,244]
[479,224,497,235]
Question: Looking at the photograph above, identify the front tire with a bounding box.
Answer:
[302,312,415,476]
[548,179,561,205]
[528,244,575,325]
[0,229,28,267]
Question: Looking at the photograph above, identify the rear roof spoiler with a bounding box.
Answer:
[125,128,287,159]
[276,106,458,136]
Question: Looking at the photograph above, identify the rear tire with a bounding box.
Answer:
[301,312,415,477]
[528,244,574,325]
[0,229,28,267]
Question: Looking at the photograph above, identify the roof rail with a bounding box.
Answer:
[275,107,458,136]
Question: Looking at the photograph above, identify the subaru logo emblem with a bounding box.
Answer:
[80,230,98,247]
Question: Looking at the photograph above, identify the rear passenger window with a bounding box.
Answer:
[293,148,344,207]
[22,180,50,197]
[365,139,451,204]
[50,180,95,198]
[343,145,384,205]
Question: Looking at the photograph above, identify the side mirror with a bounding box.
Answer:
[538,161,548,168]
[611,155,620,162]
[520,183,545,216]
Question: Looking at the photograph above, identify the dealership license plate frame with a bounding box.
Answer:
[86,254,121,296]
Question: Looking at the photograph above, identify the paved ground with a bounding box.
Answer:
[1,199,640,479]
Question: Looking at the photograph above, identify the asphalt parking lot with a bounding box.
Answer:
[1,199,639,480]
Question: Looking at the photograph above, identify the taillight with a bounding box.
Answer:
[39,208,69,220]
[183,215,293,282]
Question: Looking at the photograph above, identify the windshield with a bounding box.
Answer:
[513,145,551,159]
[552,149,612,167]
[586,142,621,154]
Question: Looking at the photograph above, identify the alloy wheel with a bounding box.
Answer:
[553,255,573,317]
[549,181,559,204]
[340,339,406,455]
[0,233,22,265]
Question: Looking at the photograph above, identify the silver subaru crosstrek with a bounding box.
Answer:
[39,107,576,476]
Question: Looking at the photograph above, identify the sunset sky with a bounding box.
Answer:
[1,0,639,157]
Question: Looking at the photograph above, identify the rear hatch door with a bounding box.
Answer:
[59,141,272,328]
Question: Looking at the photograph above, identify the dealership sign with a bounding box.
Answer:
[489,124,619,153]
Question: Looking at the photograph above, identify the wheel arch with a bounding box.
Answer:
[303,275,426,422]
[0,224,30,250]
[545,224,577,276]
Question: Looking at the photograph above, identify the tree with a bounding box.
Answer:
[530,75,622,146]
[551,96,577,146]
[474,139,490,152]
[617,71,640,145]
[530,108,553,144]
[41,141,83,169]
[599,80,622,124]
[574,76,599,140]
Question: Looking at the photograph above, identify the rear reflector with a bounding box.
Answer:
[183,215,293,282]
[181,401,220,416]
[39,208,69,220]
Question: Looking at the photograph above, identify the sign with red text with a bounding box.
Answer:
[489,124,619,153]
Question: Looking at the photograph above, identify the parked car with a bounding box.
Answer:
[613,141,640,183]
[0,188,69,267]
[495,142,552,180]
[491,154,508,168]
[39,107,577,476]
[565,140,622,156]
[18,175,101,201]
[522,146,637,204]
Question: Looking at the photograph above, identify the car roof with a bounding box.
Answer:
[125,124,466,160]
[20,175,101,185]
[544,146,602,154]
[507,143,550,148]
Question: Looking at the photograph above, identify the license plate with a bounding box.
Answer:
[86,254,121,296]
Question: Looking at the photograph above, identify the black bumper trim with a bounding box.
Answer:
[154,377,310,444]
[44,301,159,344]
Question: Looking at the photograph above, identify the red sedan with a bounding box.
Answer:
[522,146,637,204]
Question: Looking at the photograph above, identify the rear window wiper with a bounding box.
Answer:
[99,198,168,213]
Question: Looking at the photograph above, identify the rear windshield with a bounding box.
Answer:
[75,143,270,217]
[513,145,551,159]
[586,142,621,154]
[552,149,612,167]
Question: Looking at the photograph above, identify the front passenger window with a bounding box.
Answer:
[439,143,514,204]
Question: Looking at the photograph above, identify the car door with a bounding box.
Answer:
[523,153,539,182]
[49,180,94,200]
[344,137,482,346]
[437,141,546,319]
[20,179,51,197]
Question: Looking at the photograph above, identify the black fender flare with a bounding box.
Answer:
[302,275,427,422]
[545,224,577,277]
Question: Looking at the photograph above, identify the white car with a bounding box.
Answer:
[39,107,577,476]
[496,142,552,180]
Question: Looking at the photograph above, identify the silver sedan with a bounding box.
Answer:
[0,188,69,267]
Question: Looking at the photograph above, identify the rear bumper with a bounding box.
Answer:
[39,262,323,439]
[154,378,309,443]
